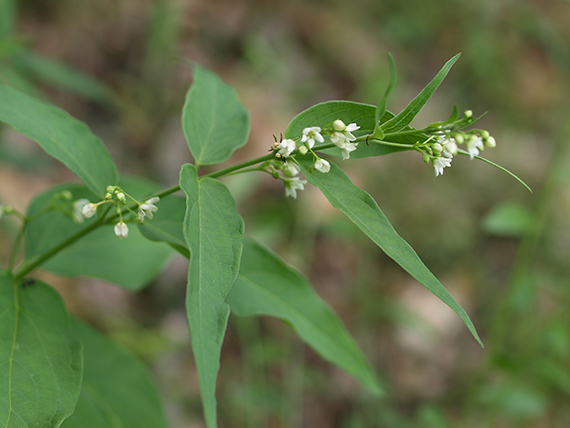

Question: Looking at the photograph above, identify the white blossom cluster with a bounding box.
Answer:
[72,185,160,239]
[271,119,360,197]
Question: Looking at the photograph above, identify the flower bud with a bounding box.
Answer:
[81,203,97,218]
[480,130,490,139]
[484,136,496,148]
[105,193,113,200]
[283,162,300,177]
[298,145,308,155]
[453,133,464,144]
[422,153,430,163]
[432,142,443,156]
[117,192,126,203]
[464,110,473,119]
[60,190,72,201]
[333,119,346,131]
[106,185,115,193]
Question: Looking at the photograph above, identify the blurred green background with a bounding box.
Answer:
[1,0,570,427]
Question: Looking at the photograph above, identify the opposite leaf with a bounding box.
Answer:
[227,238,382,395]
[0,271,83,428]
[180,164,245,428]
[61,319,168,428]
[296,157,482,346]
[182,65,250,167]
[0,84,118,197]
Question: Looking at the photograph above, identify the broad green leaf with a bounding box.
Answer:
[0,271,83,427]
[295,157,482,346]
[61,319,168,428]
[11,53,114,105]
[182,66,250,166]
[0,84,117,197]
[179,164,244,428]
[381,54,461,133]
[227,238,382,395]
[25,181,174,291]
[284,101,426,159]
[138,194,189,258]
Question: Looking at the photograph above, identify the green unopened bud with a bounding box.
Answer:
[432,142,443,156]
[298,145,309,155]
[453,133,464,144]
[105,192,113,200]
[484,136,496,148]
[464,110,473,119]
[60,190,72,201]
[117,192,126,203]
[115,207,122,215]
[106,185,115,193]
[480,130,490,139]
[422,153,430,163]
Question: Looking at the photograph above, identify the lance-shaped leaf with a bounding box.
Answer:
[61,319,168,428]
[0,84,117,197]
[0,271,83,427]
[284,101,427,159]
[179,164,244,428]
[227,238,382,395]
[295,157,482,346]
[182,66,250,166]
[380,54,461,133]
[25,182,174,291]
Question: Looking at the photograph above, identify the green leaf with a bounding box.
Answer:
[381,54,461,133]
[182,66,250,166]
[227,238,382,395]
[295,157,482,346]
[179,164,244,428]
[25,181,174,291]
[61,319,168,428]
[0,271,83,427]
[138,194,188,257]
[372,53,397,139]
[11,53,114,105]
[0,84,118,197]
[284,100,426,159]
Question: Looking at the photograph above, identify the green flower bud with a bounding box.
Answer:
[453,133,464,144]
[422,153,430,163]
[60,190,72,200]
[484,136,496,148]
[432,142,443,156]
[464,110,473,119]
[480,130,490,139]
[298,145,309,155]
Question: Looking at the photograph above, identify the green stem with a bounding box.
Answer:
[9,221,26,270]
[12,216,106,281]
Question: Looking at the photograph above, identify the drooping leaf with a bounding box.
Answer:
[0,84,117,197]
[61,319,168,428]
[295,157,482,346]
[182,66,250,166]
[284,100,427,159]
[179,164,244,428]
[25,181,174,291]
[380,54,461,133]
[227,238,382,395]
[0,271,83,427]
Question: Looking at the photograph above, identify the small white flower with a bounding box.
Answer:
[442,139,458,158]
[433,156,452,177]
[301,127,324,149]
[284,177,307,199]
[277,139,296,157]
[282,162,300,177]
[466,136,484,159]
[81,202,97,218]
[314,158,330,173]
[72,199,90,223]
[332,120,360,141]
[138,196,160,221]
[114,221,129,239]
[332,140,359,160]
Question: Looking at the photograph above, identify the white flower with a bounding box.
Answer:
[314,158,330,173]
[433,156,452,177]
[81,202,97,218]
[284,177,307,199]
[72,199,90,223]
[465,136,484,159]
[114,221,129,239]
[301,127,324,149]
[336,141,358,160]
[442,139,458,158]
[277,139,296,157]
[138,196,160,221]
[282,162,300,177]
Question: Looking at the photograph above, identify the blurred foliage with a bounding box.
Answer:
[1,0,570,427]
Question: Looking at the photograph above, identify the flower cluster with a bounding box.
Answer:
[417,111,497,177]
[269,119,360,197]
[72,185,160,239]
